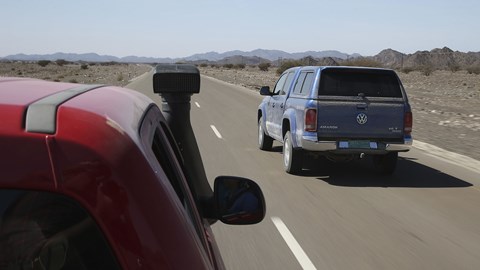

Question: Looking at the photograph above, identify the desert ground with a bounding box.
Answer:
[1,62,478,161]
[0,62,151,86]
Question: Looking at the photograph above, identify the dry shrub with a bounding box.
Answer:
[420,65,433,76]
[258,62,271,71]
[401,67,414,74]
[56,59,68,66]
[233,63,245,69]
[466,66,480,75]
[37,60,51,67]
[276,60,304,75]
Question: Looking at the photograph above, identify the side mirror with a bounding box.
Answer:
[259,86,272,96]
[214,176,266,225]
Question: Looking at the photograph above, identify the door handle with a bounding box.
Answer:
[280,104,284,109]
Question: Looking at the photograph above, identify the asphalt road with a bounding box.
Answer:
[128,72,480,270]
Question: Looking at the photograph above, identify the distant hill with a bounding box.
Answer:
[1,49,358,64]
[372,47,480,69]
[2,48,479,70]
[1,52,174,63]
[181,49,357,62]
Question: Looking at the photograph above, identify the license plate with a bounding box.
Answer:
[339,141,377,149]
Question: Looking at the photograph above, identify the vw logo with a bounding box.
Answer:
[356,113,368,125]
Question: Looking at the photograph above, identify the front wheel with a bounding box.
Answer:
[283,131,303,174]
[372,152,398,175]
[258,118,273,151]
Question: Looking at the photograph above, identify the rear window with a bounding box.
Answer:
[319,68,403,98]
[0,190,120,270]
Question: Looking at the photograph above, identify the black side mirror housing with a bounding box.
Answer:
[214,176,266,225]
[259,86,272,96]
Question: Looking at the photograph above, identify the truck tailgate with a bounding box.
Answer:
[317,99,405,140]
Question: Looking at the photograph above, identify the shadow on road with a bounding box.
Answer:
[299,157,472,188]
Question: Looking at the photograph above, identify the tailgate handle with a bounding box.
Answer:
[356,104,367,110]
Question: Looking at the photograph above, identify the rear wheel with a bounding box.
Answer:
[283,131,303,174]
[258,118,273,150]
[373,152,398,175]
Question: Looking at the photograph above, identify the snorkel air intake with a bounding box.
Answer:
[153,64,214,219]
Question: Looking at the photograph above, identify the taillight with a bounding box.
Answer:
[305,109,317,132]
[404,111,413,136]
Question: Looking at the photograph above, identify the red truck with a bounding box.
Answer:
[0,65,265,269]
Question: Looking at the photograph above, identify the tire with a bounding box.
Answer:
[373,152,398,175]
[283,131,303,174]
[258,118,273,151]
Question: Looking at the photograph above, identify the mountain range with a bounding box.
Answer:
[1,49,359,63]
[373,47,480,69]
[2,47,479,69]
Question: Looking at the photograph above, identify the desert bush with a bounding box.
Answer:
[101,61,118,66]
[401,67,414,74]
[342,58,383,68]
[258,62,271,71]
[234,63,246,69]
[223,64,234,69]
[448,64,460,73]
[80,64,89,70]
[69,79,78,83]
[37,60,51,67]
[210,64,218,68]
[276,60,304,75]
[55,59,68,66]
[117,73,124,81]
[420,65,433,76]
[199,63,208,67]
[466,66,480,75]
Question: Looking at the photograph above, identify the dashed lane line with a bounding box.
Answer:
[210,125,222,139]
[271,217,317,270]
[195,102,201,108]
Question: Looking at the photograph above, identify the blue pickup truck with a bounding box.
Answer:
[257,66,413,174]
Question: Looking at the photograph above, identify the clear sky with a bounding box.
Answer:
[1,0,479,58]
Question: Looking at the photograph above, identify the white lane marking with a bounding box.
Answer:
[210,125,222,139]
[271,217,317,270]
[195,102,201,108]
[413,140,480,174]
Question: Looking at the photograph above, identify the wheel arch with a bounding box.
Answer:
[282,109,298,147]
